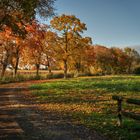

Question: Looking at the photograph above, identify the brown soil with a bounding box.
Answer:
[0,80,108,140]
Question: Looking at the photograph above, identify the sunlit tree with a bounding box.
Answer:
[0,0,56,36]
[51,14,89,78]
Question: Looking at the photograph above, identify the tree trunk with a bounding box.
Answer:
[47,56,52,74]
[1,56,9,78]
[74,62,81,77]
[36,64,40,77]
[1,64,7,78]
[128,63,132,74]
[63,60,67,79]
[13,56,19,77]
[63,31,68,79]
[0,49,11,78]
[48,67,52,74]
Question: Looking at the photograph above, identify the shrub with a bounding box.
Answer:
[46,73,54,79]
[46,72,74,79]
[134,66,140,75]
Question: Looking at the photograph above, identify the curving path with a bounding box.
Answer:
[0,81,108,140]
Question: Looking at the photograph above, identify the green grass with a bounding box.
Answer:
[30,75,140,140]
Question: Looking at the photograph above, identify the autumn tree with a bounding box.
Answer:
[124,47,140,73]
[85,45,139,75]
[0,0,56,78]
[0,0,56,35]
[69,37,92,76]
[42,31,58,74]
[109,47,129,74]
[24,21,48,76]
[20,22,58,76]
[0,26,16,77]
[0,25,26,77]
[90,45,112,75]
[0,41,13,77]
[50,14,89,78]
[10,38,25,77]
[82,45,95,74]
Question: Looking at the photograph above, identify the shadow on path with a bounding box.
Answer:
[0,83,108,140]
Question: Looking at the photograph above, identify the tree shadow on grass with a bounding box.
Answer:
[0,86,107,140]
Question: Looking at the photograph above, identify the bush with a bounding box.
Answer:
[134,66,140,75]
[77,72,100,77]
[46,73,74,79]
[46,73,55,79]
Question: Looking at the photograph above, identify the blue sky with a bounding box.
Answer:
[54,0,140,49]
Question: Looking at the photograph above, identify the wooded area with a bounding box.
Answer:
[1,14,140,79]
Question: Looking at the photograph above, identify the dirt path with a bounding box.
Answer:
[0,81,108,140]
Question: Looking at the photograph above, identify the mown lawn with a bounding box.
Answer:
[30,75,140,140]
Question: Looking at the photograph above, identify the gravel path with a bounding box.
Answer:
[0,81,108,140]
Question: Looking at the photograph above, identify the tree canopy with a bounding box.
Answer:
[50,14,91,78]
[0,0,55,35]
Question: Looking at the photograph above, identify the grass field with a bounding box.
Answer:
[30,75,140,140]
